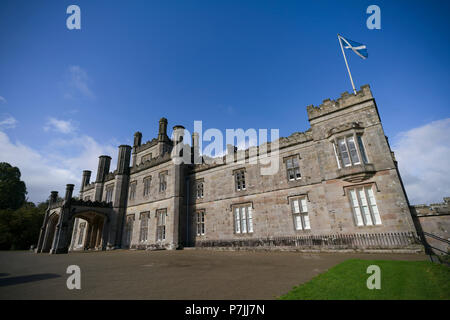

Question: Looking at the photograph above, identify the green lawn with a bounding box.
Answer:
[279,259,450,300]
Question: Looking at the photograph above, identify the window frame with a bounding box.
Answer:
[233,204,253,234]
[347,185,382,227]
[285,155,302,181]
[234,169,246,191]
[196,210,205,236]
[105,185,114,203]
[290,197,311,231]
[333,133,369,169]
[77,222,86,245]
[125,214,135,246]
[143,176,152,196]
[159,171,167,193]
[156,209,167,241]
[129,181,137,200]
[196,181,204,199]
[139,212,150,242]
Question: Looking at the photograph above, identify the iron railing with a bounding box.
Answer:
[195,232,421,250]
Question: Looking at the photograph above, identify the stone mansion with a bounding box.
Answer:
[36,84,421,254]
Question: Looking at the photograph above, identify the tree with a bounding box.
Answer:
[0,162,27,210]
[0,163,45,250]
[0,202,46,250]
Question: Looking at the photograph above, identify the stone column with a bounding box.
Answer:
[50,184,74,254]
[36,191,58,253]
[84,223,92,250]
[101,218,109,250]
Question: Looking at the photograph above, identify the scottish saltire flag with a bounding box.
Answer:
[338,34,368,59]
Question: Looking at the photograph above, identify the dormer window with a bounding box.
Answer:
[334,134,368,168]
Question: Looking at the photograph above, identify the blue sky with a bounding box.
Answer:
[0,0,449,203]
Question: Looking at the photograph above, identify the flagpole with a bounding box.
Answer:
[338,34,357,95]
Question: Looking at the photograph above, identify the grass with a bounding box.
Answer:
[279,259,450,300]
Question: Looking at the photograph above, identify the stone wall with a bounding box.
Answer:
[411,197,450,255]
[69,84,421,253]
[187,85,417,250]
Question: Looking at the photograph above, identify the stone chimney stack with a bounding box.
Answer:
[133,131,142,148]
[172,125,185,144]
[226,144,236,163]
[116,145,132,175]
[132,132,142,167]
[81,170,91,191]
[111,145,132,249]
[96,155,112,183]
[192,132,200,164]
[158,117,168,142]
[64,184,74,202]
[50,191,58,204]
[226,144,234,155]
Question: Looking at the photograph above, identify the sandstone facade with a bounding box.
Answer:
[36,84,421,254]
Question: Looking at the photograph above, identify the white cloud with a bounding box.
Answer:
[0,115,18,129]
[0,96,6,103]
[392,118,450,205]
[65,65,95,99]
[44,117,77,134]
[0,124,118,203]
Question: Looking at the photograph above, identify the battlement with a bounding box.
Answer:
[130,151,172,174]
[411,197,450,216]
[190,129,314,174]
[71,198,112,208]
[307,84,373,121]
[104,171,117,182]
[83,182,95,191]
[135,138,159,153]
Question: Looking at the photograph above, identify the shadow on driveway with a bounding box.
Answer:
[0,274,61,287]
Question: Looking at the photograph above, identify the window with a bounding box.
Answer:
[141,153,152,164]
[125,214,134,246]
[139,212,149,242]
[196,211,205,236]
[159,172,167,192]
[129,182,136,200]
[290,197,311,230]
[196,181,204,199]
[233,204,253,234]
[84,196,91,201]
[234,169,246,191]
[285,156,301,181]
[334,134,368,168]
[156,209,166,241]
[105,185,114,203]
[348,186,382,226]
[143,177,151,196]
[357,136,368,164]
[77,222,86,245]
